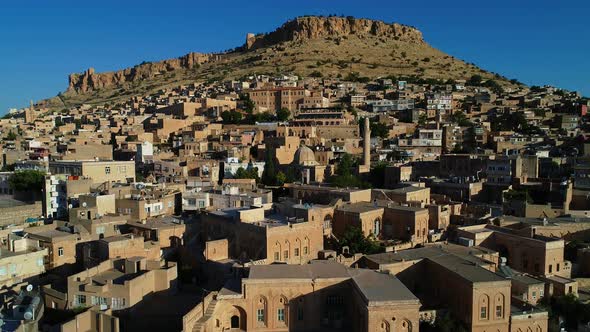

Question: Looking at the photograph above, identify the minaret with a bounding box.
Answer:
[363,117,371,168]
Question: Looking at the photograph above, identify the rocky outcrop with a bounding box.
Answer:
[66,16,425,94]
[244,16,424,50]
[67,52,220,93]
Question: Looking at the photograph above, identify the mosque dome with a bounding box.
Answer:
[294,145,317,166]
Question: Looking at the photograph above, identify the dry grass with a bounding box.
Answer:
[48,34,507,109]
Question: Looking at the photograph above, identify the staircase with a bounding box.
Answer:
[192,298,218,332]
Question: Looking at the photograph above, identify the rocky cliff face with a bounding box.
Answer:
[67,52,220,93]
[245,16,424,50]
[67,16,425,94]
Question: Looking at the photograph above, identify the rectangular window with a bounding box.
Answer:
[112,297,126,309]
[58,247,64,256]
[480,307,487,319]
[496,305,502,318]
[277,308,285,322]
[257,309,265,322]
[274,252,279,261]
[0,266,6,276]
[297,306,303,320]
[9,264,16,274]
[105,166,111,174]
[37,258,44,267]
[294,248,300,257]
[91,296,108,305]
[76,294,86,305]
[532,291,536,299]
[283,250,289,260]
[303,246,308,255]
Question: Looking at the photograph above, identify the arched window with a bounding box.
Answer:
[374,218,380,237]
[284,240,290,261]
[380,320,390,332]
[274,241,281,262]
[256,296,267,326]
[303,237,310,256]
[494,293,505,319]
[277,295,289,325]
[479,294,490,320]
[400,319,412,332]
[294,238,301,258]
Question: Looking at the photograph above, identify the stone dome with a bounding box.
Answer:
[294,145,317,166]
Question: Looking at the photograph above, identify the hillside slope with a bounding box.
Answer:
[43,16,506,109]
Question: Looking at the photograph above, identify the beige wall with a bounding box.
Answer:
[0,248,47,288]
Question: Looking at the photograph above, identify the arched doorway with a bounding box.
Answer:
[231,315,240,328]
[231,305,247,330]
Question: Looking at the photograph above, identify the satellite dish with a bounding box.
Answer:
[0,318,4,327]
[82,202,87,208]
[26,284,33,292]
[68,204,73,209]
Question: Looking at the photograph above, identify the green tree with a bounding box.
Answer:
[370,122,389,139]
[309,70,323,78]
[8,170,45,192]
[417,113,428,126]
[261,150,277,186]
[276,107,290,122]
[449,111,473,127]
[337,226,383,255]
[234,166,260,182]
[275,171,287,186]
[336,153,355,177]
[368,162,387,188]
[467,74,483,86]
[6,130,17,140]
[331,154,370,188]
[240,93,255,114]
[221,110,243,124]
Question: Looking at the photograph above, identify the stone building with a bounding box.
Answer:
[248,87,308,112]
[61,257,177,310]
[184,261,420,332]
[49,160,135,185]
[362,244,548,332]
[201,206,324,264]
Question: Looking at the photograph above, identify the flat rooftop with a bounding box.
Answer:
[366,244,505,284]
[337,202,383,214]
[388,186,428,194]
[247,261,418,304]
[128,216,184,229]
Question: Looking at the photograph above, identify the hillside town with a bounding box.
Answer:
[1,69,590,332]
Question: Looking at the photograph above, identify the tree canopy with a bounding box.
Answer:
[234,167,260,182]
[336,226,383,255]
[9,170,45,192]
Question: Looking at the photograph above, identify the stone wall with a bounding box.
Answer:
[0,201,42,226]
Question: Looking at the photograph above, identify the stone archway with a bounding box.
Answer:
[231,305,247,330]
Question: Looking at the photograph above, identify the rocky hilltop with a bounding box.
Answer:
[52,15,503,109]
[245,16,423,50]
[68,52,220,93]
[67,16,425,94]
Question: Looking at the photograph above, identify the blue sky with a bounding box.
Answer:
[1,0,589,114]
